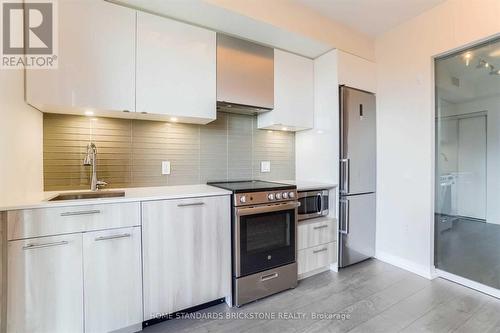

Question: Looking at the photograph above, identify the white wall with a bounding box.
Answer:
[375,0,500,278]
[0,70,44,206]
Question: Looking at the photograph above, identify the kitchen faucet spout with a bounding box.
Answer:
[83,143,107,191]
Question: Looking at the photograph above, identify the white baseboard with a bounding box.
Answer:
[375,251,433,280]
[435,269,500,299]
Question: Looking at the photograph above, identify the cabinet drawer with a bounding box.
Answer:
[298,242,337,275]
[297,217,336,250]
[7,202,141,240]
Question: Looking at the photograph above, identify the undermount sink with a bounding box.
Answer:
[49,191,125,201]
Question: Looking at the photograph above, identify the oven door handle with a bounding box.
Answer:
[236,202,300,216]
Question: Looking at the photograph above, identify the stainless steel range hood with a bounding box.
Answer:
[217,34,274,115]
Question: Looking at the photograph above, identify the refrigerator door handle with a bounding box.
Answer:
[340,199,350,234]
[340,159,350,194]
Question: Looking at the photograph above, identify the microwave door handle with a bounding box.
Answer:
[317,192,322,216]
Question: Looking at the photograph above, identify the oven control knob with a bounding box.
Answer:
[267,193,275,201]
[289,191,295,198]
[282,192,289,199]
[239,196,246,203]
[275,192,282,200]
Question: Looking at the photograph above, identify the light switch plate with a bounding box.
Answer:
[261,161,271,173]
[162,161,171,175]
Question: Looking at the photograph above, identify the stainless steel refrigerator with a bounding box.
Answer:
[339,85,376,268]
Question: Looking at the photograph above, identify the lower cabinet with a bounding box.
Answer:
[142,195,231,320]
[297,217,338,278]
[7,234,84,333]
[7,227,143,333]
[83,227,143,333]
[6,195,231,330]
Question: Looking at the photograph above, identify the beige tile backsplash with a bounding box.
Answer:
[43,112,295,191]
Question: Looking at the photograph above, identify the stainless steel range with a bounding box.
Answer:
[208,181,299,307]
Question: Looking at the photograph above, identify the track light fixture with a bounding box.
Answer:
[473,58,499,76]
[476,59,490,68]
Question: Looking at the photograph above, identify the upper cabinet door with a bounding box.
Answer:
[257,49,314,131]
[26,0,136,114]
[136,12,217,124]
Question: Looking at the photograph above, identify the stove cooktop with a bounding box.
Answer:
[207,180,296,193]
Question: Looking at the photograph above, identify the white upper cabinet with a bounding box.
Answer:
[136,11,217,124]
[26,0,136,116]
[258,49,314,131]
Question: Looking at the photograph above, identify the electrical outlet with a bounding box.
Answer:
[162,161,171,175]
[261,161,271,173]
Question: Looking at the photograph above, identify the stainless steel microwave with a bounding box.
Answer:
[298,190,329,221]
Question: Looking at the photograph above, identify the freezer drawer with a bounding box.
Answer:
[339,193,376,267]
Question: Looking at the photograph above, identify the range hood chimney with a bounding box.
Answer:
[216,34,274,115]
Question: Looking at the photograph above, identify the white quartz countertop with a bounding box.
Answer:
[0,185,232,211]
[276,180,337,191]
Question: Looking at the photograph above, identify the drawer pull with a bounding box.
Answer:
[23,241,69,250]
[95,233,131,241]
[261,273,279,281]
[313,247,328,254]
[313,225,329,230]
[60,210,101,217]
[177,202,205,207]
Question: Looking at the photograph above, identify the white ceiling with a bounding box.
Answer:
[292,0,445,37]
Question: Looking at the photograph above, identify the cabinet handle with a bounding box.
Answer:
[177,202,205,207]
[313,225,328,230]
[95,233,131,241]
[23,241,69,250]
[60,210,101,217]
[313,247,328,254]
[261,273,279,281]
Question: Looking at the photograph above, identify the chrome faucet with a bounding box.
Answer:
[83,143,107,191]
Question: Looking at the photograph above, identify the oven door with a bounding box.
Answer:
[235,201,299,278]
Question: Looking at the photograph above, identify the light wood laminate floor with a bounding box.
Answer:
[142,259,500,333]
